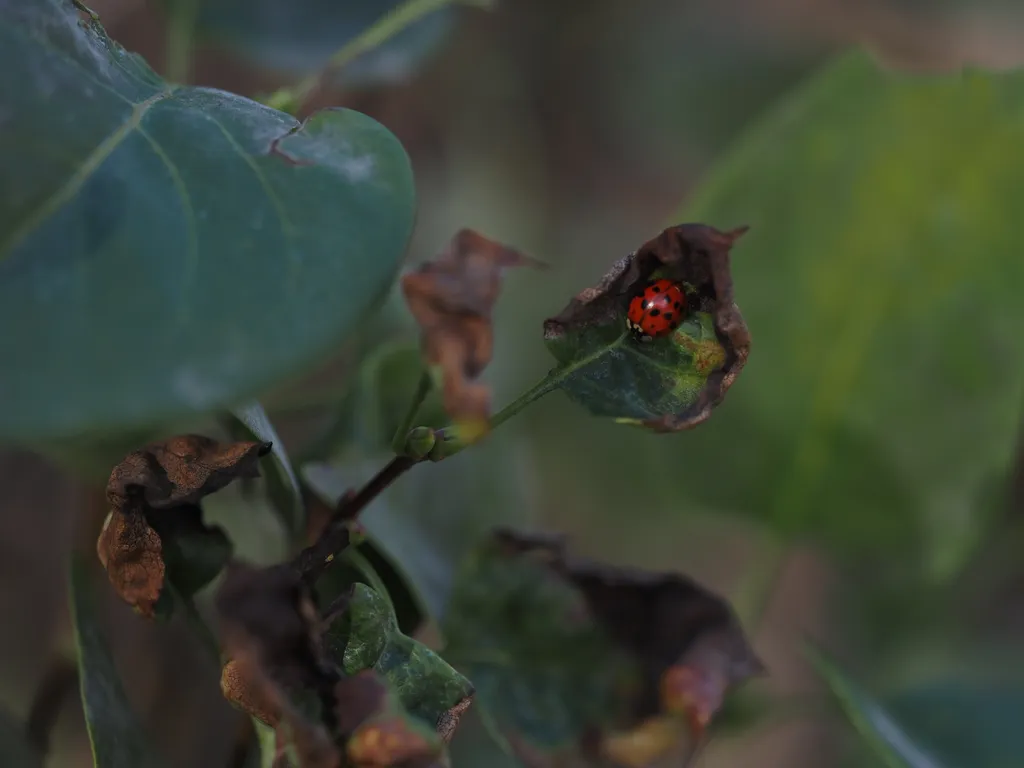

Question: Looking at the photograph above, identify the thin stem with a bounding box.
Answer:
[391,370,433,454]
[165,0,197,84]
[264,0,494,113]
[291,456,417,582]
[25,658,78,756]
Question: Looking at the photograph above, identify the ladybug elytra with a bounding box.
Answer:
[626,279,687,342]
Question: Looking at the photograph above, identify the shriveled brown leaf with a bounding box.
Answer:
[435,696,472,744]
[95,509,164,618]
[221,657,281,727]
[544,223,750,431]
[97,435,268,616]
[106,434,270,510]
[401,229,541,427]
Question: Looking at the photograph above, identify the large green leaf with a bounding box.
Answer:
[0,0,415,443]
[669,51,1024,566]
[807,645,945,768]
[69,554,162,767]
[161,0,460,85]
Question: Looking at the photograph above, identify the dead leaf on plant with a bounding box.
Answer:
[401,229,542,431]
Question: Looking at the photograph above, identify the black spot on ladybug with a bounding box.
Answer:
[674,301,682,309]
[649,308,660,317]
[664,312,673,322]
[651,285,661,292]
[641,300,649,310]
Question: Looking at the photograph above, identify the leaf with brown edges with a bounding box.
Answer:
[98,435,269,617]
[543,223,750,432]
[442,528,763,766]
[401,229,541,431]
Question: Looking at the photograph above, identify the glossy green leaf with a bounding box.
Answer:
[441,537,637,752]
[162,0,460,85]
[667,50,1024,564]
[884,680,1024,768]
[0,709,42,768]
[545,310,726,423]
[69,554,162,767]
[325,584,474,731]
[224,403,304,536]
[807,644,945,768]
[0,0,416,443]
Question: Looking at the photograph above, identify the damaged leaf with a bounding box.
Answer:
[225,403,305,537]
[325,584,474,739]
[69,554,163,767]
[98,435,267,617]
[336,671,445,768]
[543,224,749,431]
[401,229,540,430]
[0,0,416,443]
[443,529,761,765]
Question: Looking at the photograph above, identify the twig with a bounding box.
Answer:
[25,658,79,756]
[291,456,417,582]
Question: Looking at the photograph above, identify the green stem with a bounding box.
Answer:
[391,370,433,454]
[165,0,197,84]
[264,0,495,113]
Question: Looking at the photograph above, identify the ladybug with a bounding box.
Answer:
[626,279,687,341]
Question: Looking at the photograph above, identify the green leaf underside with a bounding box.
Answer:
[0,0,415,442]
[442,540,638,750]
[0,708,42,768]
[69,554,161,767]
[661,50,1024,560]
[808,645,944,768]
[163,0,456,84]
[546,311,725,420]
[227,403,304,535]
[326,585,472,729]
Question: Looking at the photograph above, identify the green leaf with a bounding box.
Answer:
[884,680,1024,768]
[224,403,305,537]
[664,50,1024,565]
[163,0,460,85]
[0,709,42,768]
[326,584,474,732]
[69,554,163,767]
[148,505,233,602]
[441,537,637,752]
[0,0,416,443]
[807,644,945,768]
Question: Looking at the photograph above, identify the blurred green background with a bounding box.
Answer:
[3,0,1024,766]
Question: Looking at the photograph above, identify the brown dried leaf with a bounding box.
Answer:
[221,658,281,727]
[97,435,269,616]
[543,223,750,432]
[401,229,541,426]
[95,508,164,618]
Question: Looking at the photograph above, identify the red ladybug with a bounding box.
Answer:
[627,279,686,341]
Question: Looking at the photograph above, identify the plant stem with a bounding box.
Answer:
[391,370,433,454]
[291,455,417,582]
[165,0,197,84]
[264,0,495,113]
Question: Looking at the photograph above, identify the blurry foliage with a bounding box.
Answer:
[1,0,1024,767]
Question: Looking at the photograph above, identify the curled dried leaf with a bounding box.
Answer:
[401,229,541,428]
[444,528,763,765]
[221,657,282,727]
[543,223,750,431]
[98,435,261,616]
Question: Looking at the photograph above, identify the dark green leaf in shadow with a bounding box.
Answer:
[672,50,1024,569]
[885,679,1024,768]
[162,0,460,86]
[543,223,750,432]
[325,584,474,736]
[0,0,416,443]
[807,644,945,768]
[69,554,163,767]
[0,708,42,768]
[224,403,305,537]
[442,530,762,764]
